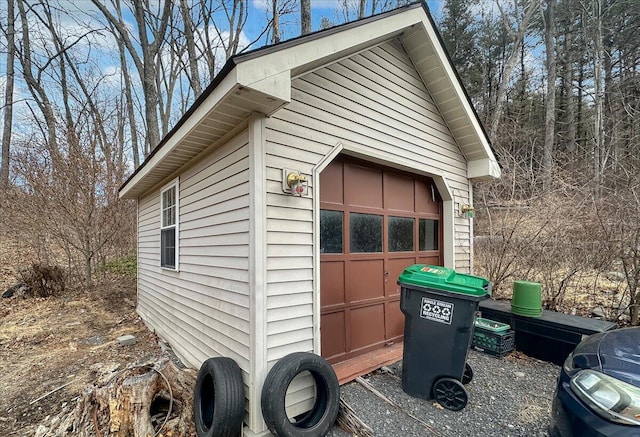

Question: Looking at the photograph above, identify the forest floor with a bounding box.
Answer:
[0,241,163,436]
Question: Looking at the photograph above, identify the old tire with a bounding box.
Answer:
[433,377,468,411]
[194,357,245,437]
[261,352,339,436]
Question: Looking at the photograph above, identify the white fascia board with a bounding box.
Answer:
[405,16,498,166]
[467,158,501,180]
[235,8,424,88]
[236,69,291,108]
[119,69,240,199]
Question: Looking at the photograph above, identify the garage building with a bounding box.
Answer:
[119,3,500,435]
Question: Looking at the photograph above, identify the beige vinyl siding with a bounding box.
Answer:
[264,38,471,360]
[136,129,251,391]
[262,38,472,417]
[138,194,160,267]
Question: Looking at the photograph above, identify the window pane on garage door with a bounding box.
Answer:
[350,213,382,252]
[419,218,439,251]
[320,210,343,253]
[389,216,414,252]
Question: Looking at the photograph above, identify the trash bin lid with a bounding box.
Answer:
[398,264,491,297]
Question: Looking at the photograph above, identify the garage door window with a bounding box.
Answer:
[419,218,438,251]
[389,216,414,252]
[320,210,343,253]
[350,213,382,252]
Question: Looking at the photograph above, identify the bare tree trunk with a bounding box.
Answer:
[489,0,540,143]
[90,0,171,153]
[117,32,140,165]
[272,0,280,43]
[157,29,184,136]
[222,0,248,59]
[199,0,222,79]
[592,0,605,198]
[16,0,60,167]
[85,251,93,289]
[603,33,614,171]
[1,0,15,188]
[577,55,585,152]
[563,13,576,165]
[133,0,163,151]
[179,0,202,97]
[542,0,556,190]
[301,0,311,35]
[359,0,366,19]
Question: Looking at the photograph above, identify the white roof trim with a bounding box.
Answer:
[120,3,499,199]
[120,70,240,198]
[405,19,498,174]
[468,158,501,180]
[235,9,421,83]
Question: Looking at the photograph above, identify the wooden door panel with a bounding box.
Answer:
[385,300,404,341]
[320,261,345,307]
[384,172,415,212]
[385,257,416,296]
[349,304,385,351]
[415,180,440,214]
[320,160,344,204]
[344,164,383,208]
[321,311,346,360]
[347,260,384,303]
[418,255,440,266]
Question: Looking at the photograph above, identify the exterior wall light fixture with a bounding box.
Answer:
[460,204,475,218]
[282,169,308,196]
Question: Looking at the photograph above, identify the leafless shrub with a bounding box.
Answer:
[19,263,65,297]
[591,173,640,325]
[474,159,616,314]
[5,134,136,290]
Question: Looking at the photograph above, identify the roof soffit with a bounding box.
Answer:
[398,19,500,180]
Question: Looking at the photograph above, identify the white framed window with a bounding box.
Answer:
[160,178,179,270]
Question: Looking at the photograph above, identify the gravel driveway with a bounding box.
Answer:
[330,349,560,436]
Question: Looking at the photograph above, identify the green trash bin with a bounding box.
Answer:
[398,265,491,411]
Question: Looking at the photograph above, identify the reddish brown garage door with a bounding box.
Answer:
[320,156,443,364]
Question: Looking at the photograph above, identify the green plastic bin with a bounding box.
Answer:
[512,280,542,317]
[474,318,511,332]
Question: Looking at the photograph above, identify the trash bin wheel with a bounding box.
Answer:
[462,363,473,385]
[433,377,468,411]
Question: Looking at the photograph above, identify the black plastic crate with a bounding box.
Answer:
[472,328,515,357]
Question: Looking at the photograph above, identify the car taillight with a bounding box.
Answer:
[571,369,640,426]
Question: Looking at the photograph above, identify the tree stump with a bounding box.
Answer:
[46,357,197,436]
